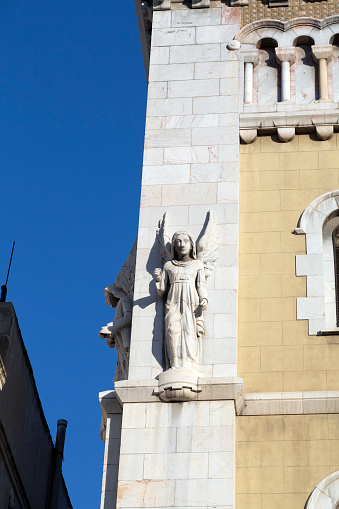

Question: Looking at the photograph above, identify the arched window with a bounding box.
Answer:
[256,38,279,105]
[293,36,318,103]
[333,226,339,325]
[329,33,339,101]
[330,33,339,45]
[295,191,339,335]
[305,470,339,508]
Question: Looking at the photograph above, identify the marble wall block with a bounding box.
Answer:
[171,8,221,27]
[148,82,168,100]
[142,164,190,186]
[164,146,217,165]
[147,98,193,117]
[149,63,194,82]
[169,43,221,64]
[116,401,236,509]
[144,128,192,148]
[168,79,219,98]
[150,47,170,66]
[152,27,195,47]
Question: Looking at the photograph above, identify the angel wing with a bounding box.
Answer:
[156,213,172,264]
[115,238,137,296]
[196,211,221,278]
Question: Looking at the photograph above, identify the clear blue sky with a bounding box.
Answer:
[0,1,147,506]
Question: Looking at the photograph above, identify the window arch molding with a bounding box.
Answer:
[305,470,339,509]
[235,16,339,47]
[295,191,339,335]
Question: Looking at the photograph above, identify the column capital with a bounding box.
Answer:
[311,44,333,63]
[275,46,296,65]
[240,49,259,66]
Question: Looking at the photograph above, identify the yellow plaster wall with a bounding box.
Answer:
[239,134,339,392]
[236,414,339,509]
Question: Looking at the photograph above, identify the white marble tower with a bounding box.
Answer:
[99,2,244,508]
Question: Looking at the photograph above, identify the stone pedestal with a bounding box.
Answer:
[100,378,243,509]
[155,368,201,402]
[117,400,235,509]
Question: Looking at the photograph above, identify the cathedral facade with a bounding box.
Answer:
[99,2,339,508]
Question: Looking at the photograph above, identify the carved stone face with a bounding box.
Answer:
[174,233,191,259]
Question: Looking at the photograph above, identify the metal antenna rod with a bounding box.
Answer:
[5,241,15,286]
[1,241,15,302]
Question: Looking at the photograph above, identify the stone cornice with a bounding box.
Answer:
[99,390,123,416]
[111,377,245,413]
[99,387,339,416]
[241,391,339,415]
[240,108,339,143]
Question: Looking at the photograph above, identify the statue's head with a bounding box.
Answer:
[171,231,196,260]
[104,283,127,308]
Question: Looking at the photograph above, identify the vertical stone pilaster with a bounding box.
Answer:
[100,392,123,509]
[101,6,244,509]
[112,379,243,509]
[116,400,235,509]
[129,6,242,380]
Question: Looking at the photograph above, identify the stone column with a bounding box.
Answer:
[275,47,296,102]
[312,44,333,101]
[242,50,258,104]
[244,63,253,103]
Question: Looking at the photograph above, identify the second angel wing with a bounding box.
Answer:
[156,213,172,264]
[196,211,221,278]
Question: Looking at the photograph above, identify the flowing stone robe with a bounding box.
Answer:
[112,294,133,382]
[156,258,208,369]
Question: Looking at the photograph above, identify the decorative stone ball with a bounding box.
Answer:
[228,40,241,51]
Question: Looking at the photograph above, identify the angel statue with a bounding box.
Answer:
[154,212,220,371]
[99,240,136,382]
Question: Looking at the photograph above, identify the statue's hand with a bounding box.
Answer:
[106,336,116,348]
[200,298,208,310]
[154,268,162,282]
[99,324,113,339]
